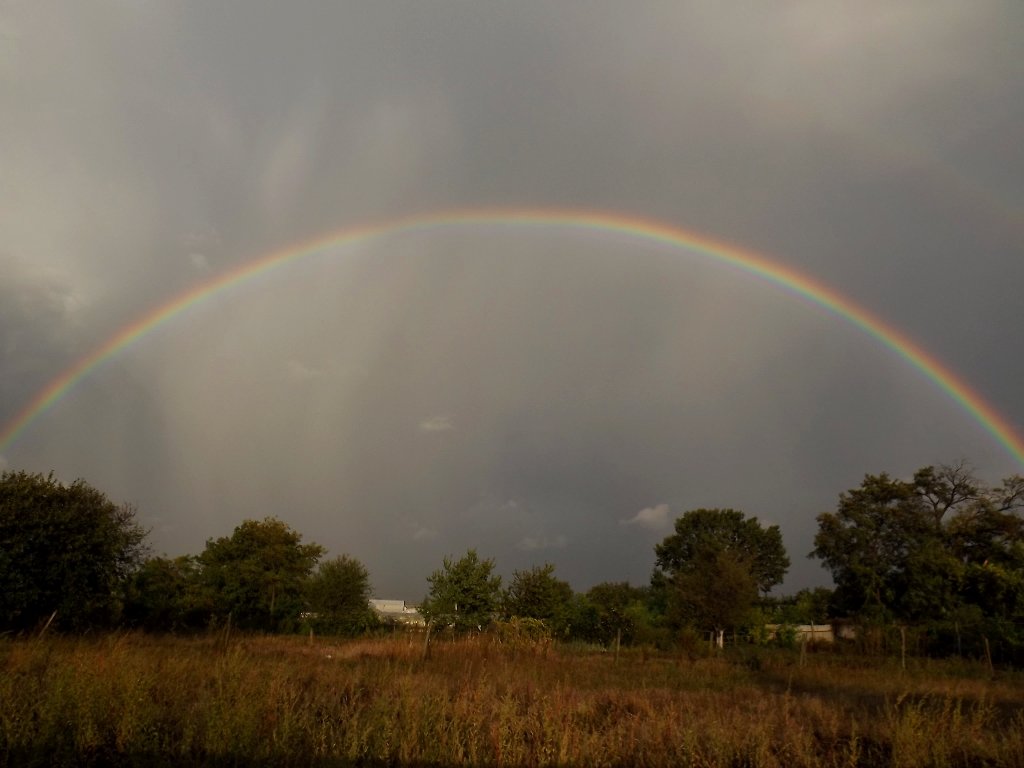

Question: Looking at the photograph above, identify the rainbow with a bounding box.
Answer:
[2,207,1023,467]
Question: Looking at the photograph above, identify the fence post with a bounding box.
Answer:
[422,620,433,661]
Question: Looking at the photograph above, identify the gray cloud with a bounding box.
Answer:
[285,359,323,383]
[412,526,439,542]
[1,2,1021,598]
[518,535,568,553]
[188,253,210,272]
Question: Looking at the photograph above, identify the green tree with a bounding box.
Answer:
[421,549,502,632]
[0,470,148,631]
[812,472,937,621]
[503,563,574,636]
[943,472,1024,567]
[790,587,834,625]
[584,582,651,647]
[653,508,789,641]
[563,592,602,643]
[676,550,758,644]
[306,555,376,635]
[197,517,324,632]
[655,508,789,596]
[759,588,835,626]
[125,555,211,631]
[812,464,1024,648]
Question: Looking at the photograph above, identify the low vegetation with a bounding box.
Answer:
[2,632,1023,767]
[3,464,1023,764]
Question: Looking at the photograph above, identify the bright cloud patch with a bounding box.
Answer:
[621,503,672,530]
[418,415,454,432]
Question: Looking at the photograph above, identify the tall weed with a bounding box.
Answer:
[0,634,1021,766]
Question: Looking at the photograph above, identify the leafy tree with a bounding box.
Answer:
[943,472,1024,567]
[812,472,936,620]
[563,592,602,643]
[674,549,758,643]
[306,555,377,635]
[812,465,1024,626]
[653,508,789,640]
[963,561,1023,622]
[0,470,148,631]
[197,517,324,632]
[125,555,211,631]
[584,581,652,646]
[421,549,502,632]
[790,587,834,625]
[503,563,574,636]
[655,508,789,596]
[759,588,835,626]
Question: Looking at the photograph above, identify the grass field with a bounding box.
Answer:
[1,632,1022,767]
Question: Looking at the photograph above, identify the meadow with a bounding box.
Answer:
[1,632,1022,767]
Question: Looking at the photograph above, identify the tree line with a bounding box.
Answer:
[1,464,1022,660]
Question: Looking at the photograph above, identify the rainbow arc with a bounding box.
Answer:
[1,208,1022,468]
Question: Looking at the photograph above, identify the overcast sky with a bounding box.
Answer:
[2,2,1022,598]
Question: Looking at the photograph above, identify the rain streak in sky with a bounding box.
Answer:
[1,3,1022,598]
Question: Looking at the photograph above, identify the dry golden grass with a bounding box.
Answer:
[1,633,1021,767]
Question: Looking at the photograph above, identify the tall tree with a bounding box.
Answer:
[421,549,502,632]
[0,470,148,631]
[653,508,789,640]
[306,555,376,635]
[125,555,211,631]
[654,508,789,595]
[584,581,652,647]
[503,563,574,635]
[812,464,1024,627]
[812,472,938,621]
[197,517,324,632]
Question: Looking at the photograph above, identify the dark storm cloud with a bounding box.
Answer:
[1,2,1021,597]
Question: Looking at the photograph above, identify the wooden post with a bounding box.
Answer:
[900,625,906,672]
[614,627,621,663]
[983,636,994,677]
[422,621,433,661]
[223,611,232,651]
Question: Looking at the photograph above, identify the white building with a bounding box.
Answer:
[369,599,425,626]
